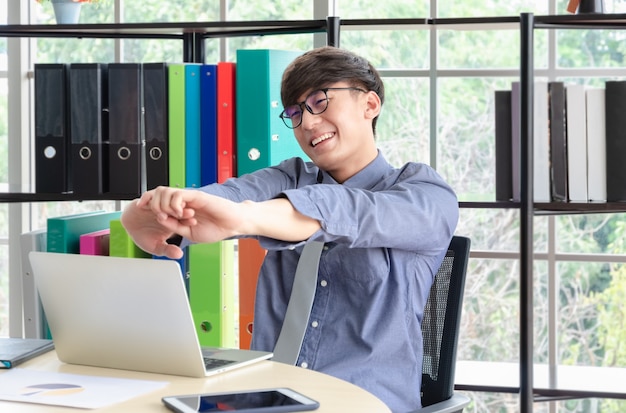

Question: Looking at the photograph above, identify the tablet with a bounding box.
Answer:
[162,388,319,413]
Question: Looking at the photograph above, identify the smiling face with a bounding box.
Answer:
[291,83,381,183]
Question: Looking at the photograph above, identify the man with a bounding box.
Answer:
[121,46,458,412]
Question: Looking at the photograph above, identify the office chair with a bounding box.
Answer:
[412,235,472,413]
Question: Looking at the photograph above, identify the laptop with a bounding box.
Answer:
[29,251,272,377]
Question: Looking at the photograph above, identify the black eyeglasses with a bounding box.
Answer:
[279,87,366,129]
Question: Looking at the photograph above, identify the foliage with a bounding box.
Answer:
[36,0,100,3]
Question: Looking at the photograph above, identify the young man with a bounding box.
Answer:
[121,46,458,412]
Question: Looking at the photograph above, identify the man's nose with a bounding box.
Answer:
[300,109,321,130]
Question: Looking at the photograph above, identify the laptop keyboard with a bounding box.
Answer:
[203,357,234,370]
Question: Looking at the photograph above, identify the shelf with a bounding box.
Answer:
[535,12,626,29]
[460,201,626,214]
[534,201,626,214]
[455,361,626,401]
[0,19,328,40]
[0,193,138,203]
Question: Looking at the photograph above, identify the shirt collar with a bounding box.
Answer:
[317,150,392,190]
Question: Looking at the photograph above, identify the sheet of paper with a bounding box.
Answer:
[0,369,168,409]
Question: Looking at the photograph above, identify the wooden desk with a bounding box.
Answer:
[455,360,626,401]
[0,351,391,412]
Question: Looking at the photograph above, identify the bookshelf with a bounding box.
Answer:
[518,13,626,412]
[0,18,338,202]
[438,13,626,412]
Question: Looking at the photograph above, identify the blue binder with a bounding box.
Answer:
[185,64,202,188]
[200,64,218,186]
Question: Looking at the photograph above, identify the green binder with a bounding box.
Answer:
[108,219,151,258]
[188,241,236,348]
[168,63,186,188]
[47,210,121,254]
[235,49,308,176]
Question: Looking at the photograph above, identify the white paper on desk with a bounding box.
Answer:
[0,368,168,409]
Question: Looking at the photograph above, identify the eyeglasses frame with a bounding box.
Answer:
[279,87,367,129]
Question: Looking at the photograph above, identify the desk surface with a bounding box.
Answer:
[455,360,626,400]
[0,351,391,412]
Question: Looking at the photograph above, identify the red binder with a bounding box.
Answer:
[217,62,236,183]
[237,238,266,349]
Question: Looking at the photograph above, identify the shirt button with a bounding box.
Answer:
[323,245,329,251]
[320,280,328,287]
[300,362,309,369]
[311,321,319,328]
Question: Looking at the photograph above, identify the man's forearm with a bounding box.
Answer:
[240,198,321,242]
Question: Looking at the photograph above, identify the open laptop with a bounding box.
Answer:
[29,251,272,377]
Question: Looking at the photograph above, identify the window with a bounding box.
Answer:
[4,1,626,411]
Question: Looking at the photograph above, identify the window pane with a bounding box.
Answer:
[438,77,513,201]
[375,77,430,166]
[36,38,115,63]
[436,1,548,18]
[0,245,7,337]
[557,261,626,368]
[458,209,519,251]
[228,0,307,21]
[121,39,192,64]
[32,201,120,231]
[228,34,314,62]
[342,30,429,69]
[558,29,626,69]
[458,257,520,362]
[0,79,6,191]
[122,0,219,23]
[439,28,548,69]
[438,29,520,70]
[557,213,626,255]
[336,0,429,18]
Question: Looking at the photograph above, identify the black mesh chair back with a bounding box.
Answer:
[420,236,471,408]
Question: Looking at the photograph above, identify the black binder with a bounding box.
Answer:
[605,80,626,201]
[34,64,71,194]
[143,63,169,190]
[69,63,108,195]
[494,90,513,202]
[107,63,143,195]
[548,81,568,202]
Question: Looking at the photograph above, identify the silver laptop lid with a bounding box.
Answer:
[29,251,270,377]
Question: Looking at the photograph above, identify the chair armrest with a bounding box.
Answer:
[409,393,471,413]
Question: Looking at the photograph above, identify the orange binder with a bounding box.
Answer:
[237,238,266,349]
[216,62,236,183]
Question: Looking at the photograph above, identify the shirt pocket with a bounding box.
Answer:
[326,245,390,284]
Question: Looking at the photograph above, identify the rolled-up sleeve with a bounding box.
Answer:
[281,162,458,254]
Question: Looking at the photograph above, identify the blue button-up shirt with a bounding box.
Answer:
[199,151,458,413]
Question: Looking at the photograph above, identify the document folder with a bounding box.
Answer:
[47,210,121,254]
[109,219,151,258]
[20,229,48,339]
[188,241,236,348]
[143,63,169,190]
[235,50,306,176]
[217,62,236,182]
[168,64,186,188]
[69,63,108,195]
[79,228,111,256]
[108,63,143,195]
[185,64,202,188]
[34,63,71,193]
[200,64,218,185]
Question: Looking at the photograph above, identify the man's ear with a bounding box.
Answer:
[364,91,381,119]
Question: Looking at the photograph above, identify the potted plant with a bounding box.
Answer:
[35,0,101,24]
